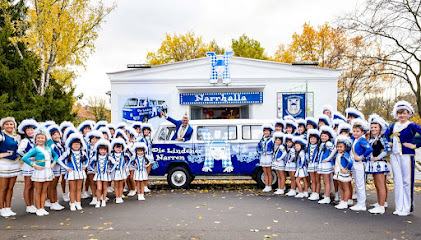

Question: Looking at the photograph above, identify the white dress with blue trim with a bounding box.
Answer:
[365,136,391,174]
[58,150,88,180]
[306,144,319,172]
[91,154,115,182]
[31,146,54,182]
[132,155,148,181]
[317,141,335,174]
[284,147,297,172]
[51,141,65,176]
[0,132,21,177]
[258,137,274,167]
[295,150,308,177]
[272,144,286,171]
[111,152,127,181]
[18,137,35,176]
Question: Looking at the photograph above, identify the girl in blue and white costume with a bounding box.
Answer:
[293,137,308,198]
[384,101,421,216]
[0,117,20,218]
[78,120,93,200]
[366,114,391,214]
[90,139,116,208]
[110,138,128,203]
[274,119,285,133]
[107,123,116,141]
[306,129,321,201]
[318,114,332,128]
[305,117,318,130]
[257,124,274,192]
[322,104,334,120]
[58,133,88,211]
[272,132,286,195]
[22,128,58,216]
[86,130,102,206]
[117,128,136,197]
[140,123,154,193]
[131,122,142,141]
[59,126,77,202]
[94,120,108,131]
[46,125,66,211]
[295,119,307,138]
[284,134,297,196]
[17,119,39,214]
[332,135,353,210]
[284,119,297,135]
[131,142,150,201]
[98,127,112,141]
[317,126,337,204]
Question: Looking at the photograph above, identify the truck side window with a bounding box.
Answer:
[242,125,262,140]
[157,127,176,141]
[197,126,237,141]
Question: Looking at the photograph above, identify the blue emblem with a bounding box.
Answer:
[206,51,234,84]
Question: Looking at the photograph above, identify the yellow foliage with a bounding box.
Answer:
[147,32,212,65]
[411,114,421,126]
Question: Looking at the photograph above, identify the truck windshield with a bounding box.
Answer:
[124,98,138,107]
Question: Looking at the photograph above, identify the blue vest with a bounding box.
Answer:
[333,151,353,170]
[385,122,421,155]
[0,133,19,160]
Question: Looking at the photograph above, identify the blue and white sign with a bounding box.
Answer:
[206,51,234,84]
[180,92,263,105]
[282,93,306,118]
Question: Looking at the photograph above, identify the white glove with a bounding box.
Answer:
[202,167,212,172]
[223,166,234,173]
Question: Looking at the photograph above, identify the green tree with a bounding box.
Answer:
[231,34,266,60]
[0,0,76,122]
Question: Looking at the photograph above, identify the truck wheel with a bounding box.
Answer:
[256,168,278,189]
[167,166,191,189]
[142,115,149,123]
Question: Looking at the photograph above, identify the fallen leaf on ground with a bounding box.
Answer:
[199,215,203,219]
[83,226,90,230]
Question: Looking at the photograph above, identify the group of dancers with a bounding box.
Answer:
[0,118,154,217]
[257,100,421,216]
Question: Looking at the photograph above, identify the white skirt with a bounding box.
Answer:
[333,171,352,182]
[307,162,318,173]
[133,169,148,181]
[259,155,272,167]
[272,159,285,171]
[284,161,296,172]
[22,162,34,176]
[295,167,308,178]
[365,160,390,174]
[112,169,127,181]
[0,158,21,177]
[32,168,53,182]
[65,170,87,180]
[317,162,333,174]
[94,172,112,182]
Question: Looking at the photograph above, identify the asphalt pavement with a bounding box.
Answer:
[0,181,420,240]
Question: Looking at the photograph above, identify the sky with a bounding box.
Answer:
[74,0,363,104]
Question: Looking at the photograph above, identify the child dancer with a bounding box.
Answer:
[318,114,331,128]
[284,120,297,135]
[333,135,353,209]
[293,137,308,198]
[322,105,334,119]
[367,114,391,214]
[284,134,297,196]
[22,128,58,216]
[307,129,321,201]
[90,139,115,208]
[305,117,318,130]
[132,123,142,141]
[111,138,128,203]
[58,133,88,211]
[296,119,307,138]
[131,142,150,201]
[98,127,112,141]
[46,125,65,211]
[272,132,286,195]
[17,119,39,214]
[257,124,274,192]
[140,123,154,193]
[60,126,77,202]
[345,108,364,124]
[349,119,373,212]
[86,130,102,206]
[274,119,285,133]
[115,129,136,197]
[78,121,93,200]
[384,101,421,216]
[317,126,337,204]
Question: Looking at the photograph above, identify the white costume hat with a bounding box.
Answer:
[18,119,40,134]
[305,117,318,128]
[319,125,337,141]
[368,114,387,134]
[351,118,369,132]
[111,138,127,152]
[335,135,352,148]
[345,108,365,120]
[292,136,308,146]
[333,111,347,122]
[77,120,93,133]
[262,123,274,132]
[318,114,332,127]
[87,130,103,140]
[0,117,17,129]
[94,120,108,130]
[274,119,285,129]
[273,132,284,140]
[284,134,294,142]
[337,122,352,134]
[392,100,414,119]
[94,139,111,154]
[322,105,334,115]
[98,127,112,140]
[307,129,321,141]
[132,142,147,153]
[65,133,87,153]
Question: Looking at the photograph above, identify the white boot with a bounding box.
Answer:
[274,189,284,195]
[137,194,145,201]
[41,208,49,215]
[75,202,82,210]
[81,191,90,199]
[5,208,16,216]
[50,202,64,211]
[26,205,37,214]
[89,197,98,205]
[286,189,296,197]
[116,198,124,204]
[36,209,44,216]
[62,192,70,202]
[69,202,76,211]
[144,186,151,193]
[44,199,52,207]
[369,206,385,214]
[127,190,136,197]
[308,192,320,201]
[55,202,65,210]
[95,201,101,208]
[350,204,366,211]
[101,200,106,207]
[335,201,348,209]
[318,196,331,204]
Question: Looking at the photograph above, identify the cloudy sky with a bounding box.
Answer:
[75,0,362,103]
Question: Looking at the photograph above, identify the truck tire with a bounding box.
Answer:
[255,168,278,189]
[167,166,191,189]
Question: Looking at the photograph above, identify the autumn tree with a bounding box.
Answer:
[231,34,267,60]
[86,96,110,122]
[340,0,421,116]
[146,32,212,65]
[11,0,115,96]
[273,23,390,112]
